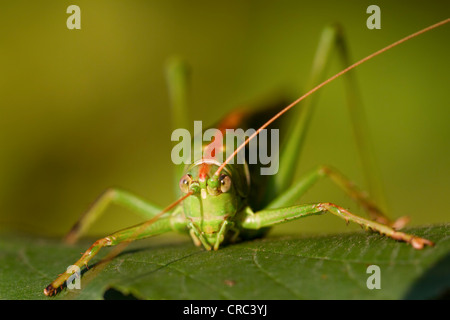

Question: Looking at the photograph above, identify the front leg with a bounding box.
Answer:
[45,210,187,296]
[239,204,433,250]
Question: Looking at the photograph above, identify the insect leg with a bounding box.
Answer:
[266,165,407,229]
[45,211,187,296]
[187,221,212,251]
[271,24,387,211]
[64,188,163,244]
[214,220,230,251]
[240,204,433,250]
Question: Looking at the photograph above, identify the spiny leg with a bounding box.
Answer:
[270,24,388,212]
[240,203,433,250]
[214,220,230,251]
[64,188,163,244]
[45,212,186,296]
[266,165,408,229]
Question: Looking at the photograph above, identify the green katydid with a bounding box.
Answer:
[44,19,448,297]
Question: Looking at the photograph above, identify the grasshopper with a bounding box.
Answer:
[44,19,448,297]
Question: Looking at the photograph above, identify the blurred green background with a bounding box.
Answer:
[0,1,449,240]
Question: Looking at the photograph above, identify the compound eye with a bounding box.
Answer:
[179,174,192,194]
[219,174,231,193]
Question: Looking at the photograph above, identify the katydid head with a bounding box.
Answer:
[179,163,232,198]
[178,159,250,248]
[179,159,249,204]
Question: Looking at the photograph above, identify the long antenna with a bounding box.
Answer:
[214,18,449,177]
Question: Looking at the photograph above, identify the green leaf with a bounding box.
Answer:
[0,224,448,300]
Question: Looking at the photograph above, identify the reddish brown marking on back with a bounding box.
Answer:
[202,131,220,167]
[201,109,249,167]
[201,109,248,167]
[217,109,249,133]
